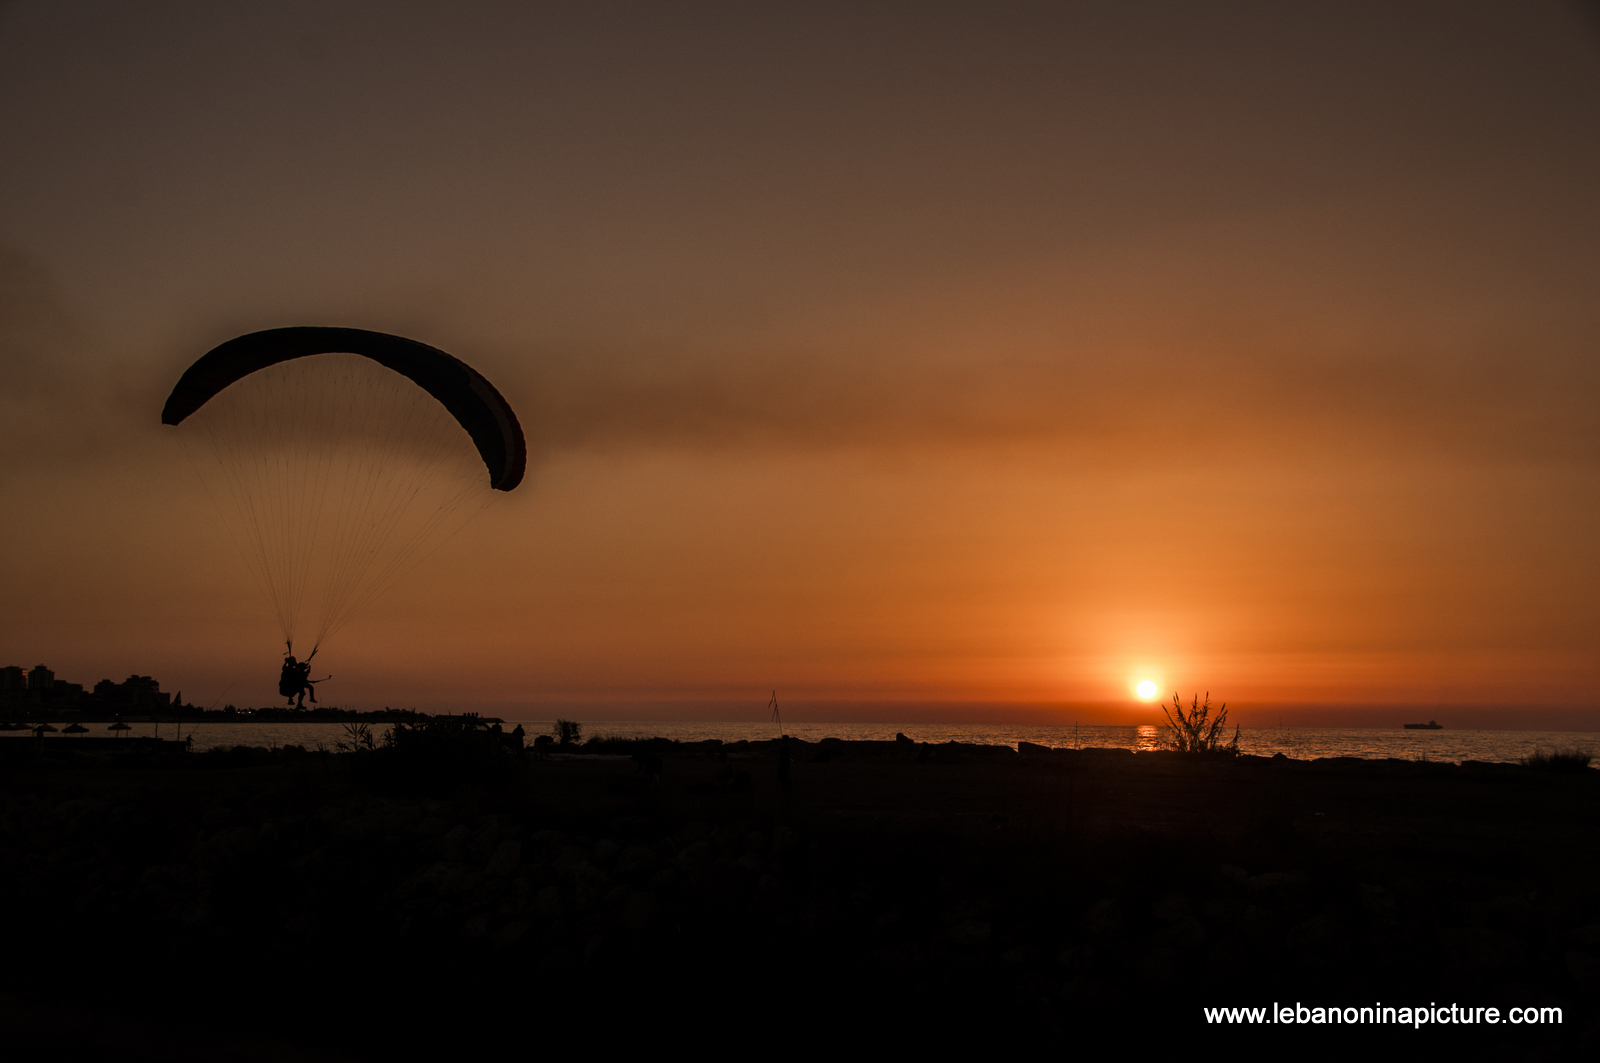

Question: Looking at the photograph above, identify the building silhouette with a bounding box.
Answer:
[0,664,170,716]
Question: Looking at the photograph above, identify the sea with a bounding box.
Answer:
[11,719,1597,765]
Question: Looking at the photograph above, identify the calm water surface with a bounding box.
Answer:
[16,719,1593,765]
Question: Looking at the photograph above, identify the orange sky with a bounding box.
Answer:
[3,2,1598,726]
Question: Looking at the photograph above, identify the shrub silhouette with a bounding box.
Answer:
[335,722,375,753]
[1521,747,1592,773]
[1161,692,1239,754]
[348,717,515,795]
[554,719,582,747]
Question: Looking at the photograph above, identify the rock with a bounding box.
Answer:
[1059,977,1099,1004]
[1486,895,1536,934]
[1083,899,1121,939]
[533,885,564,920]
[1138,948,1178,984]
[1358,883,1398,917]
[417,861,478,896]
[1238,905,1278,945]
[487,840,522,878]
[495,919,530,946]
[1434,925,1522,973]
[949,920,992,947]
[1202,897,1244,923]
[771,826,799,857]
[570,864,605,912]
[621,890,658,931]
[440,824,474,862]
[1169,918,1206,949]
[1565,950,1600,990]
[614,843,656,877]
[1151,893,1191,923]
[1248,870,1306,895]
[1056,944,1092,970]
[475,816,510,851]
[552,845,588,870]
[675,840,714,873]
[196,825,257,865]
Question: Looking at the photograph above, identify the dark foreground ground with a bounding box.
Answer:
[2,738,1596,1058]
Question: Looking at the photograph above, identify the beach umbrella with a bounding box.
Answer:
[62,722,88,735]
[34,723,57,734]
[108,721,132,735]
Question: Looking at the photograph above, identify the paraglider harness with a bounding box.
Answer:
[280,643,330,708]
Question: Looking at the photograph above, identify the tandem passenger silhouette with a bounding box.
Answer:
[278,646,322,709]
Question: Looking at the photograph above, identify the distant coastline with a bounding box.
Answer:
[3,718,1593,766]
[0,706,460,725]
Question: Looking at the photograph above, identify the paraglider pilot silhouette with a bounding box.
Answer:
[162,327,527,703]
[279,644,323,709]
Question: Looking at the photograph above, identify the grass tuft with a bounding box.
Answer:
[1520,747,1592,773]
[1161,692,1239,755]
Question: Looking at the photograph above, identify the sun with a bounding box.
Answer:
[1135,679,1159,700]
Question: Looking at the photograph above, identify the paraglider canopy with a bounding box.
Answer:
[163,327,526,653]
[162,327,525,491]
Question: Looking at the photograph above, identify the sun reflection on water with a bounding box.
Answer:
[1135,724,1165,752]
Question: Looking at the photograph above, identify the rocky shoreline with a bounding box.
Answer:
[2,738,1595,1056]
